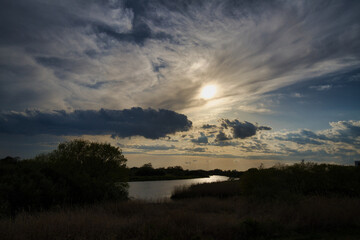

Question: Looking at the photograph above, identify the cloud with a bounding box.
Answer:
[238,105,272,113]
[1,0,360,162]
[201,124,217,129]
[215,131,231,142]
[237,140,270,153]
[258,126,272,131]
[221,119,271,139]
[1,0,359,114]
[274,130,325,146]
[325,120,360,144]
[292,93,303,98]
[0,108,192,139]
[310,85,332,91]
[212,140,238,147]
[184,147,207,153]
[274,121,360,147]
[128,144,176,151]
[191,132,208,144]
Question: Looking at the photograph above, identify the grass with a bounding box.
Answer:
[1,196,360,240]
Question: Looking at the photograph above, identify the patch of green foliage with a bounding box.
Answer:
[0,140,128,216]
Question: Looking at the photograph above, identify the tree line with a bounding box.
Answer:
[129,163,243,181]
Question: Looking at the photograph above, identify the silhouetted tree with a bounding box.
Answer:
[0,140,129,216]
[36,139,129,202]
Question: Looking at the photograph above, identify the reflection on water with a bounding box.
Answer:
[128,175,229,200]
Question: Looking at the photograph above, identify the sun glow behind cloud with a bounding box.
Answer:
[200,85,217,100]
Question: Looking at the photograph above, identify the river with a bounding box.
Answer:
[128,175,229,200]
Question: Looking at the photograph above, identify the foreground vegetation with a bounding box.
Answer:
[1,140,360,239]
[1,197,360,240]
[0,140,128,216]
[172,162,360,199]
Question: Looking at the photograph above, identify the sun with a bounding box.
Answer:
[201,85,217,99]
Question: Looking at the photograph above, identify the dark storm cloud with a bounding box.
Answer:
[221,119,271,139]
[0,108,192,139]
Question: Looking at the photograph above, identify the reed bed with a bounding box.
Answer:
[1,196,360,240]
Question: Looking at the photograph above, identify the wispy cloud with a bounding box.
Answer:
[126,144,176,152]
[1,0,359,114]
[310,85,332,91]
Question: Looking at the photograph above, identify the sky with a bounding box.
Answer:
[0,0,359,170]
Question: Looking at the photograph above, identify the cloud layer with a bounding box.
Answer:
[0,108,192,139]
[1,0,359,165]
[275,120,360,147]
[1,0,359,115]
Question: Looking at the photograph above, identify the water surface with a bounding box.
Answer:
[128,175,229,200]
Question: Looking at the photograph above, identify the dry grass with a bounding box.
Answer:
[1,197,360,240]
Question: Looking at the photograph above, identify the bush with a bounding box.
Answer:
[0,140,128,216]
[239,162,360,200]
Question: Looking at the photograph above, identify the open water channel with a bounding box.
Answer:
[128,175,229,200]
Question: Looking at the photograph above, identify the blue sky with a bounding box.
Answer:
[0,0,359,170]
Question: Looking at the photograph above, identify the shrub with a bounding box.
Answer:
[239,162,360,200]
